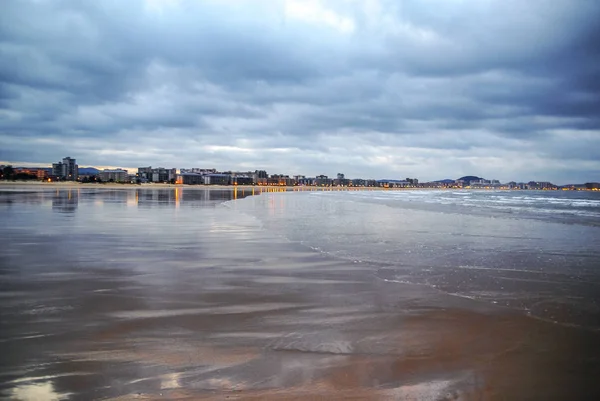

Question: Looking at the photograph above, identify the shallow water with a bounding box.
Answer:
[1,187,600,400]
[234,190,600,329]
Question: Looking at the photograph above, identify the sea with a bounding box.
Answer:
[233,189,600,329]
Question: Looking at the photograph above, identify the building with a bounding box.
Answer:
[180,168,217,175]
[315,175,332,186]
[536,181,556,190]
[294,175,312,186]
[152,168,176,183]
[296,177,314,186]
[137,167,153,182]
[63,157,78,181]
[11,167,49,180]
[585,182,600,190]
[137,167,177,183]
[334,173,350,187]
[203,173,231,185]
[232,175,254,185]
[252,170,267,185]
[377,179,412,188]
[229,171,256,185]
[176,172,204,185]
[52,163,62,177]
[99,169,129,183]
[351,178,365,187]
[52,157,78,181]
[255,170,268,179]
[266,174,294,186]
[36,168,49,180]
[525,181,556,190]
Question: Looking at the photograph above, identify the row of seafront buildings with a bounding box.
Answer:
[1,157,421,188]
[176,170,422,188]
[0,158,420,187]
[0,157,80,181]
[0,157,127,183]
[439,178,560,190]
[2,156,598,190]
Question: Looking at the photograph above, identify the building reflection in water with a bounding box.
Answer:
[46,187,261,212]
[52,190,79,213]
[134,188,255,208]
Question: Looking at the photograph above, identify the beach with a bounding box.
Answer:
[1,186,600,400]
[0,181,282,190]
[0,181,378,194]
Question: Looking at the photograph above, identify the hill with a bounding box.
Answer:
[457,175,483,182]
[78,167,100,175]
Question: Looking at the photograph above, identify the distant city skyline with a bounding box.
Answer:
[1,152,597,186]
[1,1,599,184]
[1,158,597,187]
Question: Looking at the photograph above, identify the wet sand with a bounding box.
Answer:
[1,188,600,400]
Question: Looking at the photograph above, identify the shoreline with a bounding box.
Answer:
[0,181,416,191]
[0,181,592,191]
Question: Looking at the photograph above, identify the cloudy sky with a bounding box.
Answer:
[1,0,599,183]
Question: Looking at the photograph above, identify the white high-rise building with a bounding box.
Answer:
[99,169,129,183]
[52,157,78,181]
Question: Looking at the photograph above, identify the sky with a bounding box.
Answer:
[1,0,599,184]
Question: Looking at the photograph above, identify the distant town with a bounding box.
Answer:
[1,156,599,191]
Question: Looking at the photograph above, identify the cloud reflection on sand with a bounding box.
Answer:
[2,188,600,399]
[9,375,79,401]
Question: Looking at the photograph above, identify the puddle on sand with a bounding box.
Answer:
[8,380,72,401]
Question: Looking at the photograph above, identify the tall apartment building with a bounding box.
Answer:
[180,168,217,175]
[334,173,349,186]
[52,157,78,181]
[315,175,332,186]
[99,169,129,183]
[137,167,177,183]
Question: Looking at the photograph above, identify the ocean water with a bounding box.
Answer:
[234,190,600,329]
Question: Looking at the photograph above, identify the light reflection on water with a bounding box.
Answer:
[9,378,73,401]
[2,187,600,399]
[0,187,256,211]
[236,190,600,329]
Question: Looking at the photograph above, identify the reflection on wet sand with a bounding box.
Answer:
[52,189,79,213]
[9,380,73,401]
[1,188,600,400]
[0,187,258,212]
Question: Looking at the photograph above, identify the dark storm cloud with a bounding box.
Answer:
[0,0,599,183]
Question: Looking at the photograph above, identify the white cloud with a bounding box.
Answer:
[0,0,599,184]
[285,0,355,33]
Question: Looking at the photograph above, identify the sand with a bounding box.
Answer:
[1,187,600,400]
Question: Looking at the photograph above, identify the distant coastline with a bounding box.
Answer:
[1,181,597,192]
[0,181,399,191]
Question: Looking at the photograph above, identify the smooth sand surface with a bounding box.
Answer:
[1,188,600,400]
